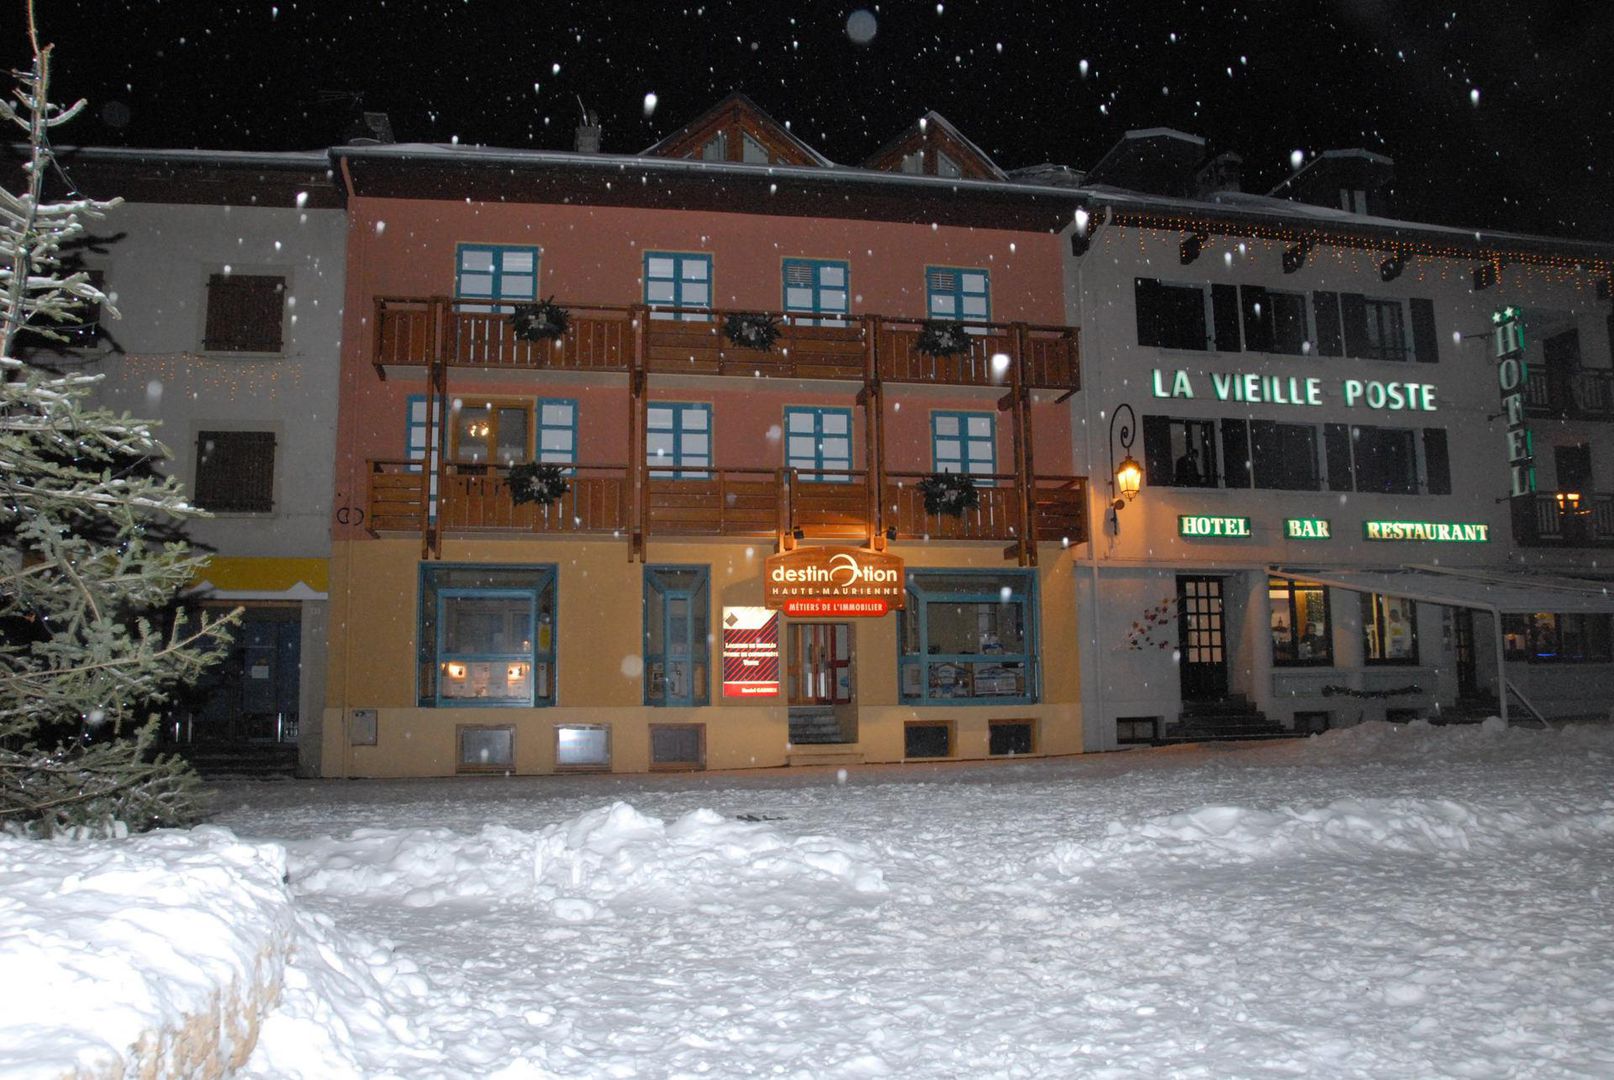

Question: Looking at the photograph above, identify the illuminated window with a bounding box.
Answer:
[900,571,1037,705]
[1502,613,1613,663]
[1269,577,1332,667]
[419,565,556,708]
[1362,594,1419,664]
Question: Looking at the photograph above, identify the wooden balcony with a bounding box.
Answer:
[372,297,1080,391]
[1524,367,1614,421]
[1512,492,1614,547]
[366,460,1089,554]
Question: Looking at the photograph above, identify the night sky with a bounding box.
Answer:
[20,1,1613,241]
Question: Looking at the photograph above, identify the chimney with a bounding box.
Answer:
[575,106,602,154]
[1194,152,1243,197]
[346,111,394,145]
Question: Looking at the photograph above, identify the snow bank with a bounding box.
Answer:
[1283,716,1614,765]
[286,801,886,912]
[0,826,294,1080]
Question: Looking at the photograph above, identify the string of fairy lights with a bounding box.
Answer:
[115,353,306,402]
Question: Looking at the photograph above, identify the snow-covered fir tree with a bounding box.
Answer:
[0,5,235,835]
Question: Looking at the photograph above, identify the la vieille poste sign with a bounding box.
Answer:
[764,547,905,617]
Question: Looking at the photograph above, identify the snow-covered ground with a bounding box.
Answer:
[6,720,1614,1078]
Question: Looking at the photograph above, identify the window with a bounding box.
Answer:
[936,151,962,178]
[989,719,1035,756]
[1362,594,1419,664]
[452,401,529,466]
[419,565,556,708]
[925,266,990,323]
[650,724,705,770]
[1250,421,1320,491]
[1269,577,1332,667]
[741,132,769,163]
[204,273,284,352]
[1143,416,1218,487]
[932,411,995,481]
[899,151,924,175]
[900,571,1038,705]
[555,724,610,769]
[457,725,514,772]
[647,402,711,478]
[1363,298,1408,362]
[644,251,712,321]
[194,430,275,513]
[536,399,578,469]
[405,396,441,521]
[905,721,953,758]
[699,132,727,161]
[1115,717,1160,745]
[782,259,850,324]
[1134,278,1208,351]
[1502,613,1614,663]
[455,244,539,311]
[644,566,710,706]
[1348,425,1418,495]
[785,406,853,481]
[1269,291,1310,355]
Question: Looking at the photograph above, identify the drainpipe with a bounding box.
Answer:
[1071,220,1109,749]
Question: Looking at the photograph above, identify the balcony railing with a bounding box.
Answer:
[372,298,1080,391]
[366,459,1089,549]
[1523,367,1614,420]
[1512,492,1614,547]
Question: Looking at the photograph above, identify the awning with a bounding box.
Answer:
[1268,564,1614,616]
[189,556,329,601]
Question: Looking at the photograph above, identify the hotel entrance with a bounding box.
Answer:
[1176,575,1229,702]
[786,622,855,745]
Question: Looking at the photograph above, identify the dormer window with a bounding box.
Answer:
[742,132,769,164]
[1339,188,1368,214]
[900,151,923,175]
[699,132,727,161]
[936,151,962,179]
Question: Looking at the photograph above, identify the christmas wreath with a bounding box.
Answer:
[722,311,781,352]
[506,462,571,506]
[917,472,981,517]
[508,297,570,342]
[915,320,974,358]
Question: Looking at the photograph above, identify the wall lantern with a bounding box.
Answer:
[1108,402,1142,533]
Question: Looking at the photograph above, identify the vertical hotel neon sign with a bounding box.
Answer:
[1492,306,1535,498]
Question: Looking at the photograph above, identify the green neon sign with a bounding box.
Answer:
[1363,520,1490,543]
[1284,518,1331,540]
[1178,515,1251,538]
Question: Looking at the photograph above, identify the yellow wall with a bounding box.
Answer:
[322,536,1083,777]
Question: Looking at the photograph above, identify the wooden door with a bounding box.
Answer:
[1177,576,1229,701]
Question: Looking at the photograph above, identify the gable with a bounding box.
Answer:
[864,113,1005,181]
[642,93,829,168]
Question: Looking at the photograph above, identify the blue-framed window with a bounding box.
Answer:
[647,402,711,479]
[419,564,557,708]
[925,266,990,322]
[784,406,853,482]
[644,251,712,321]
[782,259,850,325]
[644,566,710,706]
[537,398,578,471]
[932,411,996,481]
[900,571,1038,705]
[405,395,440,521]
[455,244,540,311]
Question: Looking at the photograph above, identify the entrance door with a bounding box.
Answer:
[1453,608,1479,698]
[787,623,852,705]
[1177,576,1229,702]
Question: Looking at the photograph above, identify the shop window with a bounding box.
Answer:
[785,406,853,481]
[452,400,530,466]
[1269,577,1332,667]
[904,721,953,759]
[1134,277,1208,351]
[457,725,514,772]
[925,266,990,323]
[900,571,1037,705]
[650,724,706,770]
[204,273,284,352]
[782,259,850,325]
[644,251,712,321]
[419,565,556,708]
[194,430,275,513]
[1115,717,1160,745]
[1362,594,1419,665]
[1142,416,1217,487]
[454,244,539,311]
[646,402,712,479]
[1250,421,1320,490]
[1502,613,1614,663]
[989,720,1035,756]
[644,566,710,706]
[932,411,996,481]
[555,724,610,769]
